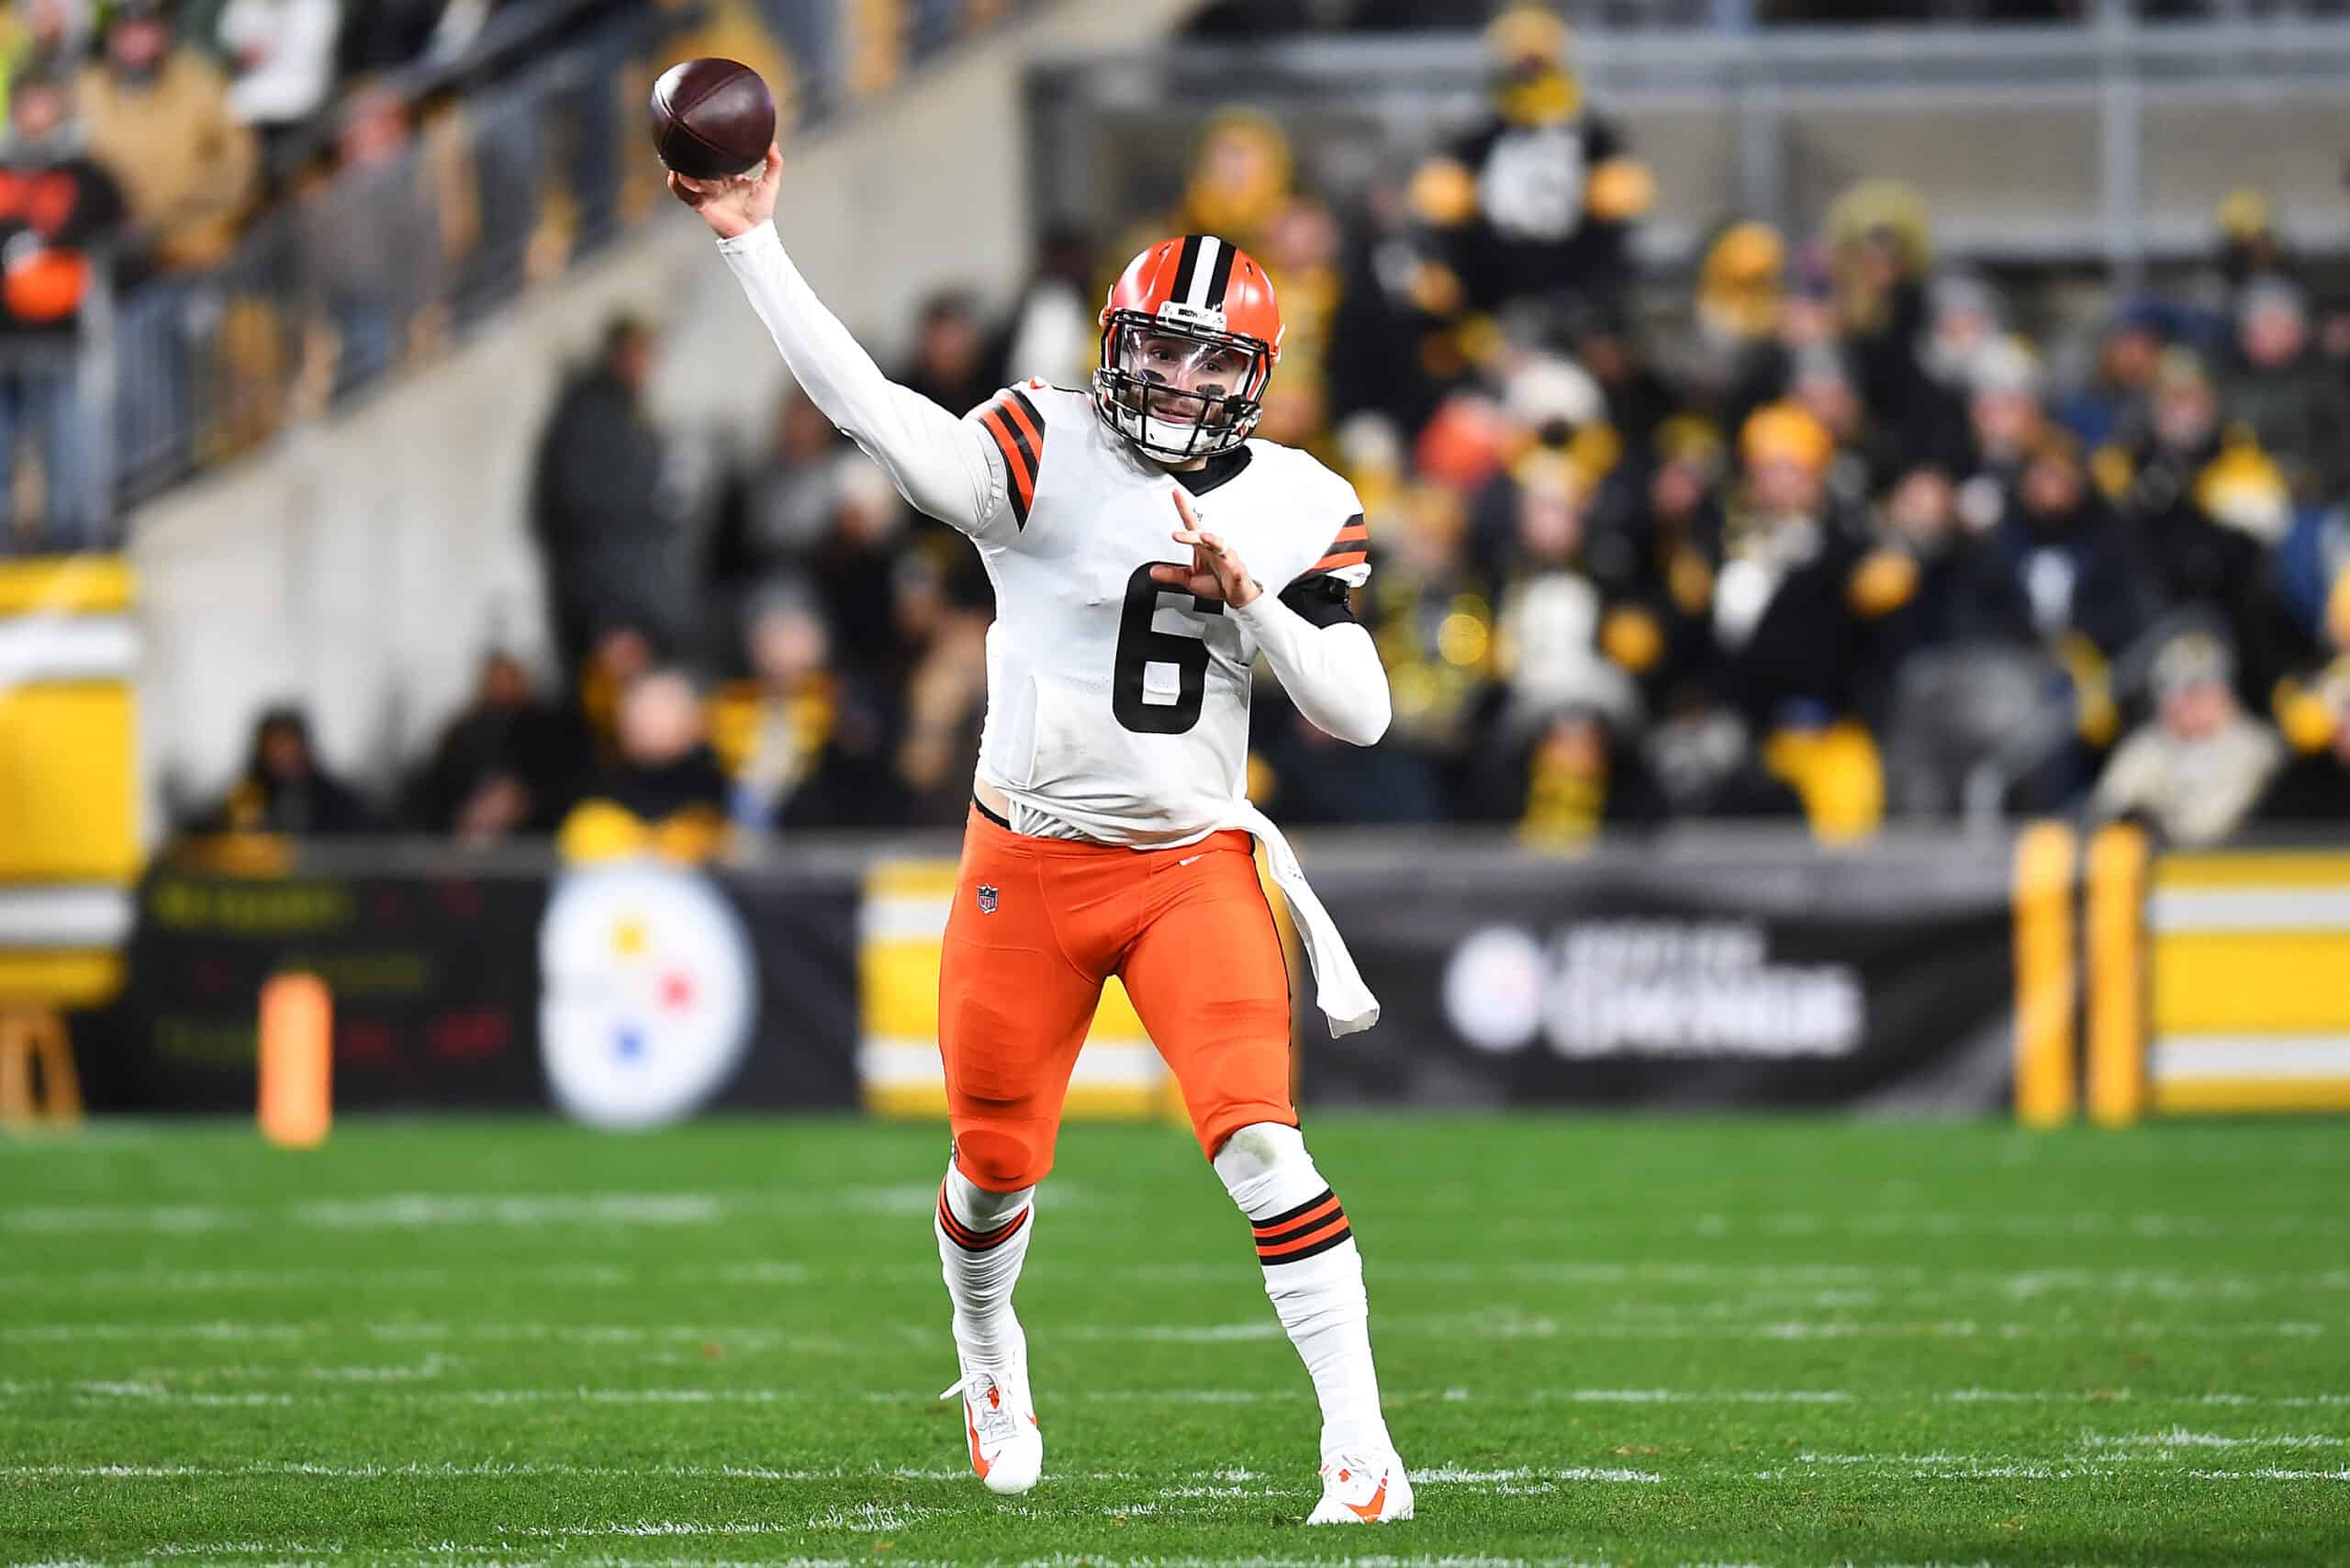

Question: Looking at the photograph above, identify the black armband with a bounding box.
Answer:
[1278,573,1358,628]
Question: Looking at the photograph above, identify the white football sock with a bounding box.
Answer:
[935,1158,1035,1372]
[1214,1122,1393,1460]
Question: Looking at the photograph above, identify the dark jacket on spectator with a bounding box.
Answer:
[406,691,590,834]
[2255,749,2350,824]
[2220,350,2350,503]
[599,744,729,824]
[530,363,677,672]
[1964,492,2156,658]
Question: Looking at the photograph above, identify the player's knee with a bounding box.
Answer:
[1212,1120,1322,1214]
[954,1126,1049,1193]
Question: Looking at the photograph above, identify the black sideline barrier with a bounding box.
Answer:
[73,833,2018,1118]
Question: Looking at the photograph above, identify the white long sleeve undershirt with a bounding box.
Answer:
[1234,590,1392,749]
[712,219,1389,750]
[716,220,1002,533]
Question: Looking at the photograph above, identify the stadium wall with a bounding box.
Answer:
[125,0,1202,834]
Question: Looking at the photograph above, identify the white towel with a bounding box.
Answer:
[1225,803,1381,1037]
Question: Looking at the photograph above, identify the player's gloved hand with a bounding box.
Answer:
[668,143,784,241]
[1155,488,1263,609]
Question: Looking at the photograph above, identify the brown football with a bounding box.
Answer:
[648,57,775,181]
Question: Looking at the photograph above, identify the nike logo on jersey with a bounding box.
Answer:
[1177,853,1207,867]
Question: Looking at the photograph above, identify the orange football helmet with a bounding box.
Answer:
[1095,233,1283,463]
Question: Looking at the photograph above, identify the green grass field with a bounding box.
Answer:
[2,1114,2345,1567]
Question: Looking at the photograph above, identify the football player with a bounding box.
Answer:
[672,146,1410,1525]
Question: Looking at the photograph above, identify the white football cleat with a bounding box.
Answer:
[1305,1451,1414,1523]
[939,1361,1041,1495]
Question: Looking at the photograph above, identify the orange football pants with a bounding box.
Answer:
[939,805,1295,1192]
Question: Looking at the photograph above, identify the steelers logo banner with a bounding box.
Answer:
[538,862,758,1129]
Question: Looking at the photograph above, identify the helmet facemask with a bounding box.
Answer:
[1094,308,1272,464]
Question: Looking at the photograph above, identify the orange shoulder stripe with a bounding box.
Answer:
[978,408,1035,513]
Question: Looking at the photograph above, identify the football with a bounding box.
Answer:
[648,57,776,181]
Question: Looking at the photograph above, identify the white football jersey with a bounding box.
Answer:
[960,382,1372,848]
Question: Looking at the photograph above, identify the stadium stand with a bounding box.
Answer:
[7,0,2347,860]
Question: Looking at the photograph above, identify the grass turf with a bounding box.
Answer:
[0,1114,2345,1567]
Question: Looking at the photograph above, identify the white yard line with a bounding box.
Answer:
[12,1452,2344,1493]
[12,1380,2347,1411]
[8,1315,2331,1351]
[0,1185,991,1237]
[9,1257,2345,1304]
[2076,1428,2350,1450]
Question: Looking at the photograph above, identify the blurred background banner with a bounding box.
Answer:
[81,851,860,1116]
[90,859,553,1111]
[1299,834,2015,1111]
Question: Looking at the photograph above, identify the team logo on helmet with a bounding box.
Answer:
[1095,233,1282,465]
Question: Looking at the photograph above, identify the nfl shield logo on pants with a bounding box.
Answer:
[977,884,999,914]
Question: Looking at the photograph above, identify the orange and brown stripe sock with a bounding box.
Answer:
[937,1182,1031,1253]
[1250,1185,1353,1266]
[935,1159,1035,1372]
[1214,1124,1394,1459]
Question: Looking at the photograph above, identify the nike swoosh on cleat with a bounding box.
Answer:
[966,1406,990,1481]
[1345,1473,1389,1521]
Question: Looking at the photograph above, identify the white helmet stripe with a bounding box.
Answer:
[1186,236,1222,310]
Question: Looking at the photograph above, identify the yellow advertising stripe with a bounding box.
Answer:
[1093,975,1148,1043]
[2152,1077,2350,1115]
[2152,932,2350,1034]
[0,950,123,1006]
[866,860,963,901]
[2010,821,2077,1127]
[0,555,134,615]
[0,683,140,883]
[862,936,942,1041]
[2084,823,2149,1127]
[2154,852,2350,890]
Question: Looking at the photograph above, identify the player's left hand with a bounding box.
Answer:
[1155,488,1262,609]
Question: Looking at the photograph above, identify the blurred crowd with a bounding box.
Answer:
[184,1,2350,855]
[0,0,992,554]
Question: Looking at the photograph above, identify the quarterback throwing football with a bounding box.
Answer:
[674,145,1409,1525]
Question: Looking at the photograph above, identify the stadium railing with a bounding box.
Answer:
[75,0,1042,536]
[1031,6,2350,276]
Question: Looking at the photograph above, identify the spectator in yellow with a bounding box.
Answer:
[1408,4,1651,329]
[79,0,256,273]
[1716,403,1914,842]
[560,667,731,866]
